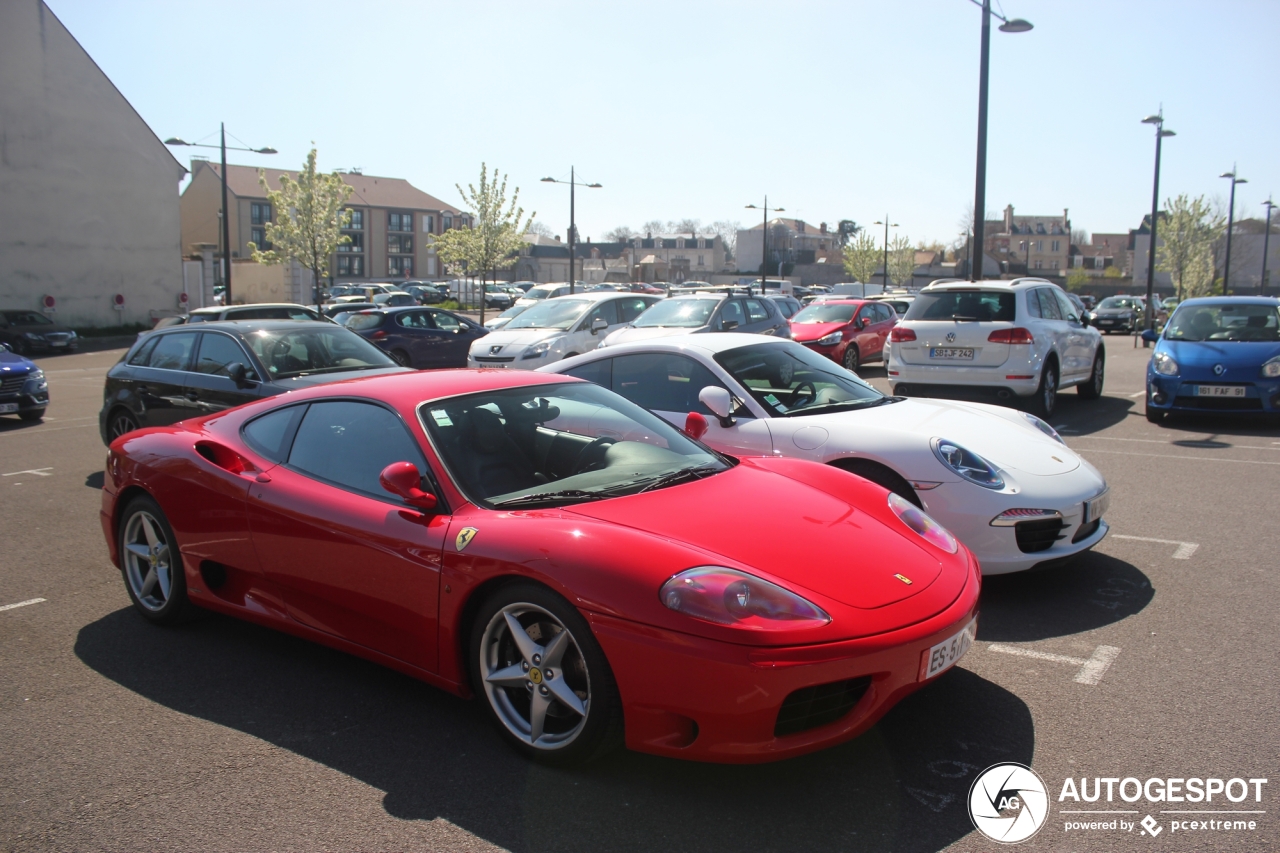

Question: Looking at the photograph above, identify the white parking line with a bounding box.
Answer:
[0,598,46,612]
[987,643,1122,685]
[3,468,52,477]
[1128,391,1147,398]
[1073,435,1280,451]
[1110,534,1200,559]
[1079,448,1280,467]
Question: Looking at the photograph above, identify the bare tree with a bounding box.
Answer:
[526,220,555,239]
[641,220,666,237]
[709,220,740,261]
[603,225,637,243]
[1071,228,1089,247]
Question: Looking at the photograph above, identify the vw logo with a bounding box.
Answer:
[1213,364,1226,376]
[968,763,1049,844]
[490,345,503,355]
[946,332,957,342]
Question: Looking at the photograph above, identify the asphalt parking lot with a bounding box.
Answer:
[1,338,1276,852]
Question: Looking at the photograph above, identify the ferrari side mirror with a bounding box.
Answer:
[379,461,438,511]
[684,411,709,441]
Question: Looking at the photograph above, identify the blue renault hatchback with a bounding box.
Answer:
[0,342,50,422]
[1142,296,1280,423]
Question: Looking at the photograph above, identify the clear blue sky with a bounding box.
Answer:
[49,0,1280,248]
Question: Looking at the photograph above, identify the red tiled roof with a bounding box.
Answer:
[201,162,460,213]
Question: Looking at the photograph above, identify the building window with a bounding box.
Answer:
[1034,259,1043,270]
[697,255,705,266]
[338,232,364,253]
[1051,240,1061,252]
[443,215,453,230]
[423,214,434,234]
[388,234,413,254]
[250,227,271,250]
[337,255,364,276]
[347,209,364,230]
[389,212,413,232]
[251,202,271,225]
[388,256,413,277]
[1051,261,1059,270]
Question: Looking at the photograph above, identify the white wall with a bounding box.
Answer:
[0,1,185,328]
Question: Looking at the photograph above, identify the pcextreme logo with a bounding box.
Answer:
[968,763,1050,844]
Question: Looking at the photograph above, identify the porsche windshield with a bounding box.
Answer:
[714,342,886,417]
[506,298,592,331]
[1164,302,1280,342]
[632,298,719,328]
[420,382,727,507]
[244,328,396,378]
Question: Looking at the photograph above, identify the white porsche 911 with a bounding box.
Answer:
[541,334,1110,575]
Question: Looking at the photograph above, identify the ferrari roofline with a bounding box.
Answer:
[248,366,585,408]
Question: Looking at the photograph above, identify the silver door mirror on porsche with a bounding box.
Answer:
[698,386,735,427]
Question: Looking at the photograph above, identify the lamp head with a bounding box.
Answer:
[164,137,189,146]
[1220,171,1236,179]
[1141,115,1163,125]
[1159,129,1175,138]
[586,182,602,188]
[256,147,278,155]
[541,177,556,183]
[998,18,1033,33]
[745,204,759,209]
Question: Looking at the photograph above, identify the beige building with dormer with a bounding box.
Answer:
[984,205,1071,276]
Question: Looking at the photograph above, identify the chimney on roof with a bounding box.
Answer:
[820,222,828,234]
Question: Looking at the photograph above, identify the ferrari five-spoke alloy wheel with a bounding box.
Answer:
[471,583,621,764]
[109,409,139,441]
[842,345,860,372]
[119,496,193,624]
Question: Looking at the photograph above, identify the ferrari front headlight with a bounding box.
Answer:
[660,567,830,630]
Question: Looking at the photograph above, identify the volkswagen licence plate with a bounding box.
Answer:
[1195,385,1246,397]
[918,616,977,681]
[929,347,974,360]
[0,403,18,414]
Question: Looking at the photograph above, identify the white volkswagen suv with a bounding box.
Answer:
[886,278,1105,417]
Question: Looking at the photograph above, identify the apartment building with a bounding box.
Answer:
[736,220,839,273]
[984,205,1071,275]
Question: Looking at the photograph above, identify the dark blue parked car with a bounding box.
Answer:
[345,306,487,369]
[1142,296,1280,423]
[0,342,50,422]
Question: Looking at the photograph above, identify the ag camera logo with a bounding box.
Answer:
[969,763,1050,844]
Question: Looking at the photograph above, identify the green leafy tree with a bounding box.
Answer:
[888,235,916,288]
[249,147,353,307]
[1156,194,1225,300]
[432,163,534,323]
[1066,266,1090,290]
[842,231,880,283]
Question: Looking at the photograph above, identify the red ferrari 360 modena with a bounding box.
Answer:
[100,369,979,764]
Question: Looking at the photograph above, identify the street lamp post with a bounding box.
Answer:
[1220,168,1248,295]
[968,0,1033,282]
[1140,112,1175,326]
[542,168,601,294]
[746,198,784,294]
[1021,239,1031,273]
[875,218,898,287]
[165,124,276,305]
[1261,198,1275,296]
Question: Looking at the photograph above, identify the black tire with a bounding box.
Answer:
[13,338,31,356]
[469,581,622,765]
[832,458,922,508]
[107,408,139,442]
[1032,361,1059,417]
[390,349,411,368]
[1077,350,1105,399]
[117,494,196,625]
[18,409,44,422]
[841,345,860,373]
[1145,407,1166,424]
[563,353,579,359]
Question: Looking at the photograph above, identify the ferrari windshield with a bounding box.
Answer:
[420,382,727,507]
[632,298,719,328]
[243,328,396,378]
[1164,302,1280,342]
[714,342,886,417]
[506,298,592,331]
[792,303,858,324]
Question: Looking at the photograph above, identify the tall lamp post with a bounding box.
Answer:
[1219,167,1247,295]
[1021,239,1031,273]
[968,0,1033,282]
[745,198,784,293]
[165,124,276,305]
[541,168,601,294]
[1140,112,1174,332]
[1261,198,1275,297]
[875,218,898,287]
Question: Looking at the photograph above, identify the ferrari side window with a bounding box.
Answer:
[242,405,306,463]
[287,401,426,500]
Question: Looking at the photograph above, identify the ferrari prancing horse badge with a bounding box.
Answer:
[455,527,478,551]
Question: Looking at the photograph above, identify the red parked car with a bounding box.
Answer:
[789,299,898,372]
[100,369,978,765]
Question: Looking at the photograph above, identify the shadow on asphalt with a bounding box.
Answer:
[1049,394,1133,435]
[76,608,1033,853]
[977,551,1152,643]
[84,471,104,489]
[1153,413,1280,437]
[0,417,43,434]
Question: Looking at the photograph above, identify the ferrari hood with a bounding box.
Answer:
[567,461,944,610]
[798,397,1080,476]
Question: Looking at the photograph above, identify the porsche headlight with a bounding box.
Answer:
[660,567,830,630]
[1153,351,1178,376]
[816,331,843,346]
[932,438,1004,489]
[887,493,958,553]
[1022,412,1065,444]
[522,340,552,360]
[1261,356,1280,379]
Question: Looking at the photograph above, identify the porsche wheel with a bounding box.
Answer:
[841,345,860,372]
[470,582,621,765]
[118,495,195,624]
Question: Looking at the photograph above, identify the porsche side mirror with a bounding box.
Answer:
[1140,328,1159,343]
[591,317,608,334]
[227,362,256,387]
[379,461,438,511]
[684,411,709,441]
[698,386,735,428]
